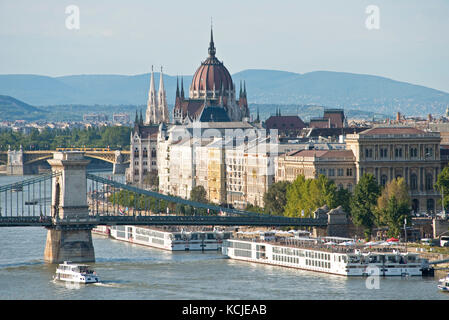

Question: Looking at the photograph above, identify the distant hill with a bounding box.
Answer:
[0,95,45,121]
[1,70,448,117]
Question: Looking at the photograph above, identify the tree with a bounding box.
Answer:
[383,195,411,238]
[263,181,291,215]
[376,177,411,238]
[284,174,337,218]
[349,173,381,240]
[376,177,411,226]
[435,166,449,210]
[246,203,265,214]
[335,187,352,214]
[190,186,208,203]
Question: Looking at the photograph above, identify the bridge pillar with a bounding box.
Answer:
[112,150,128,174]
[6,146,24,175]
[44,152,95,263]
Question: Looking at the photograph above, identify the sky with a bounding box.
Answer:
[1,0,448,92]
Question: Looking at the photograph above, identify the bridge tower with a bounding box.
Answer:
[6,146,24,175]
[44,152,95,263]
[112,150,127,174]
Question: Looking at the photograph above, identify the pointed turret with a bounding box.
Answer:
[158,66,169,123]
[239,80,243,98]
[181,77,185,99]
[208,25,216,57]
[145,65,158,124]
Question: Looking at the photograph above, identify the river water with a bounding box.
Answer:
[0,174,448,300]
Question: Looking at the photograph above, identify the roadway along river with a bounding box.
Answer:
[0,174,448,300]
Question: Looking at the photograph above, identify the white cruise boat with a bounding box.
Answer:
[109,225,232,251]
[222,232,429,277]
[438,273,449,292]
[54,261,100,284]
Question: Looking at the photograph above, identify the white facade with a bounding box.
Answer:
[157,125,277,208]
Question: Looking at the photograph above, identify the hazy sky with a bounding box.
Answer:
[1,0,448,92]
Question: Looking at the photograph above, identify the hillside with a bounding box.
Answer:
[0,95,45,121]
[0,70,448,117]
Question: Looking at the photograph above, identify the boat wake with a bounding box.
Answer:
[92,281,126,288]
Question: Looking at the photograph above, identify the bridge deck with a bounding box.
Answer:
[0,215,328,228]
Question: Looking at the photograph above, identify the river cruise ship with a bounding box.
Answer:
[53,261,100,284]
[109,225,232,251]
[222,231,430,277]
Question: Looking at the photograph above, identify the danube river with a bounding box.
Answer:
[0,174,448,300]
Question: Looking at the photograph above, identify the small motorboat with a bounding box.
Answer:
[53,261,100,284]
[438,273,449,292]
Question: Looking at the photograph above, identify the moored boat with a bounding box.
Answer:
[109,225,232,251]
[222,231,429,277]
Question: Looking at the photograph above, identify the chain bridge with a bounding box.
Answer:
[0,151,327,263]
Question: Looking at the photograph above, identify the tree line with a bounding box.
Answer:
[108,185,217,216]
[255,173,415,240]
[0,126,132,151]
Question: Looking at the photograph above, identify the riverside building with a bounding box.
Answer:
[276,126,442,214]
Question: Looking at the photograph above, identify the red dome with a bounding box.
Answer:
[190,29,233,95]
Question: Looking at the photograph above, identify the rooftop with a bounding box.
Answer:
[285,149,355,160]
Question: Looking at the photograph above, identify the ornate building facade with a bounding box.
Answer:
[345,127,442,213]
[173,29,249,124]
[276,126,442,214]
[128,27,253,195]
[126,66,167,185]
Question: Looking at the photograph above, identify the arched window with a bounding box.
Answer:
[380,175,388,187]
[410,174,418,190]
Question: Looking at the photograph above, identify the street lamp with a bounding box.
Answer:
[442,186,446,219]
[404,217,407,250]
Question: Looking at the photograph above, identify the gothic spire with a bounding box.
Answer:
[181,77,185,98]
[208,24,216,57]
[176,76,179,97]
[145,65,158,124]
[158,66,169,123]
[159,66,165,94]
[149,65,156,96]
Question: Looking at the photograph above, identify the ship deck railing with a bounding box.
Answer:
[231,236,409,254]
